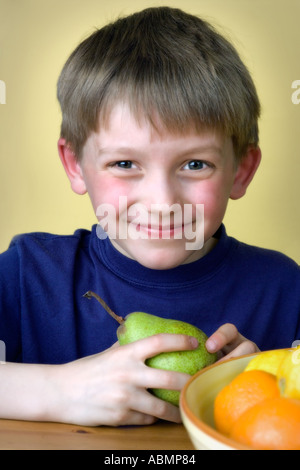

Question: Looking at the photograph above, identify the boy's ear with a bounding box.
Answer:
[57,138,87,195]
[230,146,262,200]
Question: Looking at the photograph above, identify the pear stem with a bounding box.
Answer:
[83,291,125,325]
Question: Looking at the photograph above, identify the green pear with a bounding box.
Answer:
[84,291,217,406]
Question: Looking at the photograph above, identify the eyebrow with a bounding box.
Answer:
[179,145,224,157]
[98,146,142,156]
[97,144,224,158]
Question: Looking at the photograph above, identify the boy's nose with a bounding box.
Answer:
[140,173,179,207]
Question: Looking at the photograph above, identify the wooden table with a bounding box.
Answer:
[0,419,195,450]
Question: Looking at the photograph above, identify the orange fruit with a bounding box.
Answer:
[214,370,280,435]
[230,397,300,450]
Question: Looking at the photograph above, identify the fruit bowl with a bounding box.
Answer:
[180,353,259,450]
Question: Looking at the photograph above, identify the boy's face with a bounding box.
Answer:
[77,104,242,270]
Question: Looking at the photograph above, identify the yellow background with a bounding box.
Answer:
[1,0,300,262]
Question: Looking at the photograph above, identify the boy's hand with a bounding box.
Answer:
[205,323,259,361]
[56,334,198,427]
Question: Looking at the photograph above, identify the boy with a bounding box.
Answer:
[0,6,299,427]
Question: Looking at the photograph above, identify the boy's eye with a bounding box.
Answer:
[183,160,208,170]
[114,160,133,169]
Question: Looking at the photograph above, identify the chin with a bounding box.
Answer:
[114,239,201,270]
[133,247,194,270]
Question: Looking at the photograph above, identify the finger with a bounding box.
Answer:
[107,408,158,427]
[126,333,198,362]
[127,389,182,423]
[126,413,158,426]
[104,386,182,425]
[206,323,240,353]
[218,340,260,362]
[135,364,191,391]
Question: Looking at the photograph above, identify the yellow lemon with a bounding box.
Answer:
[245,349,289,376]
[277,346,300,399]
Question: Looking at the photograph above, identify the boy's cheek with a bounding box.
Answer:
[88,179,131,213]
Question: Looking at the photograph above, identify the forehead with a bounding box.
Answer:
[93,102,228,148]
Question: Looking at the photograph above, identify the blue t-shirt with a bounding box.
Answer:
[0,224,299,364]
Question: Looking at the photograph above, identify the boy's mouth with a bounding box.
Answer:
[96,199,203,247]
[131,222,193,239]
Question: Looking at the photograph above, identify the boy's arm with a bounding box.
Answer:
[206,323,259,361]
[0,334,197,426]
[0,329,257,425]
[0,362,64,422]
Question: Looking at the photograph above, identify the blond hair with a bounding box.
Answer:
[57,6,260,160]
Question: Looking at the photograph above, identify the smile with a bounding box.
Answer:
[133,223,185,239]
[96,197,205,249]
